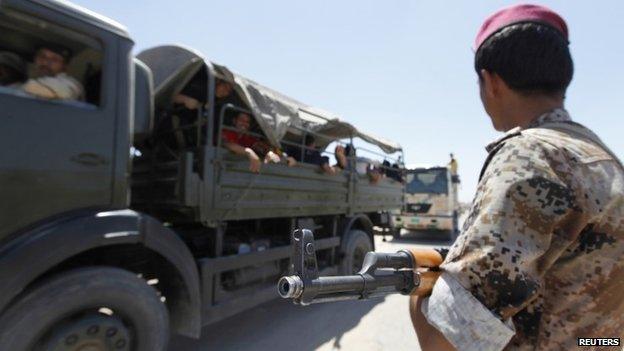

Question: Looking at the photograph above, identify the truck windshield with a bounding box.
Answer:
[405,169,448,194]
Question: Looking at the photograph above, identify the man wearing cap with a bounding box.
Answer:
[410,4,624,351]
[0,51,27,88]
[21,45,84,101]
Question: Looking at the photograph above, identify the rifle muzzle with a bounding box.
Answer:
[278,275,303,299]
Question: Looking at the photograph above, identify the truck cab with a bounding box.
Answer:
[393,165,460,240]
[0,0,134,241]
[0,1,197,349]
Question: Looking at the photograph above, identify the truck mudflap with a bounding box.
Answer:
[0,209,202,338]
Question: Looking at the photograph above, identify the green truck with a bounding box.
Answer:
[0,1,404,349]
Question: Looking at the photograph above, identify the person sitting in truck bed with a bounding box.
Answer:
[213,79,234,116]
[154,73,207,154]
[169,88,205,149]
[285,134,336,175]
[334,144,382,183]
[249,139,297,167]
[0,51,27,89]
[222,112,289,173]
[21,44,84,101]
[211,79,233,141]
[382,160,404,183]
[334,144,366,174]
[169,76,249,145]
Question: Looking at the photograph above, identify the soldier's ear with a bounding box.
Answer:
[480,69,498,98]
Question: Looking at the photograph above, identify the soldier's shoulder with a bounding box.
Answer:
[490,129,556,160]
[523,124,614,166]
[480,130,571,185]
[494,124,602,162]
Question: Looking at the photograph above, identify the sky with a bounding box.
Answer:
[73,0,624,202]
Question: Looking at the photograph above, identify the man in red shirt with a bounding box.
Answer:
[222,112,263,173]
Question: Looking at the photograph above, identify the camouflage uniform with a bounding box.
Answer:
[422,109,624,350]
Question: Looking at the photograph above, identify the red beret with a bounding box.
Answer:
[475,4,568,50]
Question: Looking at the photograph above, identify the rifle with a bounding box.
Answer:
[277,229,444,305]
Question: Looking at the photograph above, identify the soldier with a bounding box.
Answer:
[411,4,624,351]
[448,153,457,176]
[21,45,84,101]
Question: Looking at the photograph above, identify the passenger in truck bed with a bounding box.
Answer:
[335,144,382,183]
[158,75,207,151]
[285,134,336,175]
[212,79,233,141]
[21,45,84,101]
[213,79,235,115]
[222,112,291,173]
[249,140,297,167]
[383,160,404,183]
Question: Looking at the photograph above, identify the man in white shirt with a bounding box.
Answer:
[22,45,84,101]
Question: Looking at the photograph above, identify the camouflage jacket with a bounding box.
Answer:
[422,109,624,350]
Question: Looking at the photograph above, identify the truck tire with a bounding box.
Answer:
[0,267,169,351]
[340,230,373,274]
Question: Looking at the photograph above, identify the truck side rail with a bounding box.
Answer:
[206,104,404,222]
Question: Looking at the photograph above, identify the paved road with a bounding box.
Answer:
[170,230,452,351]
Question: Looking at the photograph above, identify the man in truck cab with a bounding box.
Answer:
[411,4,624,351]
[21,44,84,101]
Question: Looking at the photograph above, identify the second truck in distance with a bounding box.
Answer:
[392,163,460,240]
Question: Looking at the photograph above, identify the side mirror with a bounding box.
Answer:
[132,58,154,146]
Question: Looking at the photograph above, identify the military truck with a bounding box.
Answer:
[392,165,460,240]
[0,1,404,349]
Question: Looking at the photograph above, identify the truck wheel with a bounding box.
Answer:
[340,230,373,274]
[0,267,169,351]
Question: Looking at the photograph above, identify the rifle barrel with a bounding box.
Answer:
[278,270,414,304]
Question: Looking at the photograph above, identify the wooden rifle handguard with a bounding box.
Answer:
[405,248,444,297]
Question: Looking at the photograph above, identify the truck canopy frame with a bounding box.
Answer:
[136,45,402,154]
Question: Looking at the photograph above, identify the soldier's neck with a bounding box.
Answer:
[501,95,564,131]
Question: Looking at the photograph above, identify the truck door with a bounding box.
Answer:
[0,3,119,238]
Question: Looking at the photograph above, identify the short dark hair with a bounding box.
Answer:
[345,144,355,156]
[475,22,573,96]
[304,134,315,146]
[37,44,72,62]
[235,112,250,120]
